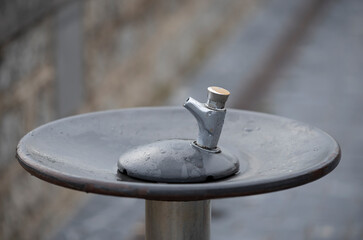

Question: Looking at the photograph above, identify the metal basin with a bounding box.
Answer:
[16,107,340,201]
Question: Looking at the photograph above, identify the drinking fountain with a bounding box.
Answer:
[16,86,340,240]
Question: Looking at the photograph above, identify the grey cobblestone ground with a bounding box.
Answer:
[52,0,363,239]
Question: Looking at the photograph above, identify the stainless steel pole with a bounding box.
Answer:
[145,200,211,240]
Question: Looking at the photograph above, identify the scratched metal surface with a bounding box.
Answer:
[16,107,340,201]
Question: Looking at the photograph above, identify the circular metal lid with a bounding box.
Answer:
[117,139,241,183]
[16,107,340,201]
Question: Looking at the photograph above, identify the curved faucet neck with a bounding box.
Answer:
[183,97,226,150]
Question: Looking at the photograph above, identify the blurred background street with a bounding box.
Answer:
[1,0,362,239]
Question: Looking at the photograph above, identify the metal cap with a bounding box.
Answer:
[206,86,230,109]
[118,139,240,183]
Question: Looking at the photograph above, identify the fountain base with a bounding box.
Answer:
[118,139,241,183]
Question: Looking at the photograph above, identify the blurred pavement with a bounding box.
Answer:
[212,0,363,239]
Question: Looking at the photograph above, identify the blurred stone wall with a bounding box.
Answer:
[0,0,255,239]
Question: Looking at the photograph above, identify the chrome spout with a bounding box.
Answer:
[183,87,230,150]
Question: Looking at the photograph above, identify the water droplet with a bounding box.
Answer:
[244,128,253,132]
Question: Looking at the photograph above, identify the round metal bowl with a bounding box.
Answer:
[16,107,340,201]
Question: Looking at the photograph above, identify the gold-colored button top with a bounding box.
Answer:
[208,86,230,96]
[207,86,230,109]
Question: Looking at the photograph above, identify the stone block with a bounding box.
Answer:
[0,109,24,171]
[0,20,52,91]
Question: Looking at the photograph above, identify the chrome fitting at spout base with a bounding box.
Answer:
[183,86,230,150]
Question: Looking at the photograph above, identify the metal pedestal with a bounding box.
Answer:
[146,200,211,240]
